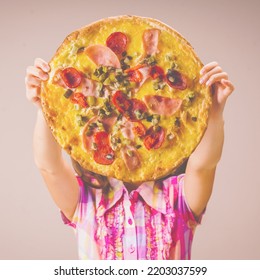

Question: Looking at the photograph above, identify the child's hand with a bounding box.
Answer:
[199,62,235,117]
[25,58,50,108]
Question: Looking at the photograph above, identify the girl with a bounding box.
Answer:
[25,58,234,260]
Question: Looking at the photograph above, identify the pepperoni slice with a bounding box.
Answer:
[112,93,148,121]
[111,91,132,114]
[61,67,82,88]
[126,98,148,122]
[150,65,164,79]
[94,146,115,165]
[106,32,128,55]
[70,92,88,108]
[93,131,115,165]
[127,69,143,83]
[93,131,110,148]
[166,69,187,90]
[144,126,165,150]
[133,122,146,137]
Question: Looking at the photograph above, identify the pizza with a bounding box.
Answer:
[41,15,212,183]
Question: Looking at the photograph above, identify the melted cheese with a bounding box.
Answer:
[42,15,211,182]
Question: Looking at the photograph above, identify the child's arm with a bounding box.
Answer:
[184,62,235,217]
[26,58,79,220]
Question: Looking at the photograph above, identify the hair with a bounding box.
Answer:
[71,158,110,189]
[71,157,188,190]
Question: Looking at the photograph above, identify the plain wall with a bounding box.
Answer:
[0,0,259,259]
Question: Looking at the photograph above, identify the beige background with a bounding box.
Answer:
[0,0,259,259]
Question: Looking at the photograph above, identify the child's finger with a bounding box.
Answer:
[26,85,41,101]
[25,74,42,87]
[26,65,49,81]
[205,72,229,87]
[200,61,219,75]
[31,95,42,108]
[221,79,235,95]
[221,79,235,89]
[34,58,50,73]
[200,66,224,84]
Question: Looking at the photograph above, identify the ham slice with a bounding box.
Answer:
[85,44,121,68]
[138,66,151,87]
[81,77,111,98]
[143,95,182,116]
[101,114,117,132]
[121,118,135,140]
[82,116,98,151]
[142,29,160,56]
[102,87,111,99]
[81,77,98,97]
[121,145,141,171]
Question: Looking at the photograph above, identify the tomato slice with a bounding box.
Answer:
[106,32,128,55]
[127,69,143,83]
[124,64,144,73]
[133,122,146,137]
[166,69,187,90]
[126,98,148,122]
[144,126,165,150]
[150,65,165,79]
[111,91,132,114]
[61,67,82,88]
[70,92,88,108]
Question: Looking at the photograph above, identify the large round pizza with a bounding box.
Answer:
[41,15,212,183]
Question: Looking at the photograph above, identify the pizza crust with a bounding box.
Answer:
[41,15,211,182]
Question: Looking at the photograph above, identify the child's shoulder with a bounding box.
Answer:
[160,174,185,207]
[162,173,185,187]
